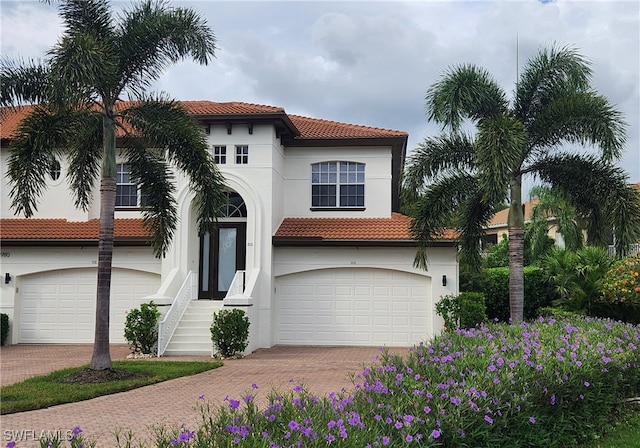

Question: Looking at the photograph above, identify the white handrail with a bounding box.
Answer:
[608,243,640,257]
[157,272,196,357]
[226,270,246,297]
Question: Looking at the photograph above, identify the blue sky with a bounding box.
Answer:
[2,0,639,190]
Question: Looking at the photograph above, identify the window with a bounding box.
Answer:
[311,161,365,208]
[214,146,226,164]
[116,163,138,207]
[49,158,61,181]
[235,145,248,164]
[218,192,247,217]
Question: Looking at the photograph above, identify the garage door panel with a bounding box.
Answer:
[275,268,431,346]
[19,268,159,344]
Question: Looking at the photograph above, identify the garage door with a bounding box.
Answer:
[275,268,431,346]
[19,268,160,343]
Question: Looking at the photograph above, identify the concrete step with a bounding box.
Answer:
[162,300,222,356]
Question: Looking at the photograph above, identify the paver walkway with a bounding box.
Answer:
[0,344,409,447]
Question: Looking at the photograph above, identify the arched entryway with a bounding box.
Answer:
[198,192,247,299]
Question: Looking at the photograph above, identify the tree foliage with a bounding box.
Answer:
[1,0,225,369]
[403,44,640,322]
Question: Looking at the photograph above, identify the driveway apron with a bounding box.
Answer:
[0,345,409,447]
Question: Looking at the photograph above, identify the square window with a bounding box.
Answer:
[214,146,227,164]
[311,161,364,208]
[235,145,249,164]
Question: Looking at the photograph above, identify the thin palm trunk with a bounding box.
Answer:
[90,112,117,370]
[508,175,525,323]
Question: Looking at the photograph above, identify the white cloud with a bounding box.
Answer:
[2,0,638,185]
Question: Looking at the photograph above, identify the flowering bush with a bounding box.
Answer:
[20,317,640,448]
[211,308,250,358]
[601,254,640,306]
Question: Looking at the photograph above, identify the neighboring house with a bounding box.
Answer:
[0,101,458,354]
[484,199,557,245]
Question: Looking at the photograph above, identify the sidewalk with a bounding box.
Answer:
[0,344,408,447]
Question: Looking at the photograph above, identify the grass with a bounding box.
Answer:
[0,359,222,414]
[582,410,640,448]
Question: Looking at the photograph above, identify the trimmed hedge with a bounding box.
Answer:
[464,266,556,321]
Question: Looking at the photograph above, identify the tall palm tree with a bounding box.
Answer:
[403,45,640,323]
[1,0,226,369]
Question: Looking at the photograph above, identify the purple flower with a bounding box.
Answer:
[288,421,300,431]
[228,398,241,409]
[382,436,390,446]
[484,415,494,424]
[431,429,441,439]
[529,417,536,424]
[6,442,16,448]
[405,434,413,442]
[584,381,590,387]
[423,406,431,414]
[252,383,259,389]
[198,394,205,400]
[550,394,556,405]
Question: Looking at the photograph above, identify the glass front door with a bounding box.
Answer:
[199,223,246,299]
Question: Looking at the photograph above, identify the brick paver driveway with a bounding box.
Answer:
[0,344,409,447]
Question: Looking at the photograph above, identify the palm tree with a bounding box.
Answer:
[1,0,226,369]
[403,45,640,323]
[525,185,585,260]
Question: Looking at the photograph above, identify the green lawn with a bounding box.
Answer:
[0,360,222,414]
[581,410,640,448]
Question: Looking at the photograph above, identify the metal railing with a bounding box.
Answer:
[157,272,196,357]
[608,243,640,258]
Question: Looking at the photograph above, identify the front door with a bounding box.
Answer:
[198,223,246,299]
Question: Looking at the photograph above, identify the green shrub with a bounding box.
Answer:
[593,254,640,324]
[436,292,486,330]
[211,308,250,358]
[482,266,555,321]
[1,313,9,346]
[124,301,161,355]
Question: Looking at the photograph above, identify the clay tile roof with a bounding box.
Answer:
[1,102,407,141]
[289,115,408,140]
[0,218,150,241]
[274,213,456,243]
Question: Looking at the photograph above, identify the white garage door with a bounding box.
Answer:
[275,268,431,346]
[19,268,160,343]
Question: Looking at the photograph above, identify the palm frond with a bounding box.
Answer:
[119,98,227,236]
[527,91,626,161]
[0,58,50,109]
[530,154,640,253]
[123,145,178,257]
[515,44,592,125]
[58,0,114,39]
[410,173,486,270]
[116,0,216,95]
[475,114,527,201]
[402,132,475,198]
[6,106,71,217]
[425,64,508,131]
[65,109,103,211]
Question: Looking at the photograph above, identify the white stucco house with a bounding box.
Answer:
[0,101,458,354]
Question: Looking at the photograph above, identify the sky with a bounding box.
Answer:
[1,0,639,192]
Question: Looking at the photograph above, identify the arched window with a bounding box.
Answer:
[219,192,247,217]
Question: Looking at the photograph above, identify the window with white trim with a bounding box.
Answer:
[235,145,248,164]
[311,161,365,208]
[116,163,138,207]
[213,145,227,164]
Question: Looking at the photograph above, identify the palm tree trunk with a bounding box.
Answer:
[508,175,525,323]
[90,111,117,370]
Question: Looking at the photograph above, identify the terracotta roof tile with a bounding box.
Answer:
[1,102,406,141]
[274,213,456,242]
[289,114,408,140]
[0,218,150,240]
[487,199,540,228]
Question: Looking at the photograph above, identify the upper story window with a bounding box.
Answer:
[116,163,139,207]
[49,158,61,181]
[311,161,365,208]
[213,145,227,164]
[235,145,249,164]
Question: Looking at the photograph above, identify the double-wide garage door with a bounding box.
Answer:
[275,268,431,346]
[19,268,160,343]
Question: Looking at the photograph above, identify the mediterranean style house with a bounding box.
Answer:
[0,101,458,355]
